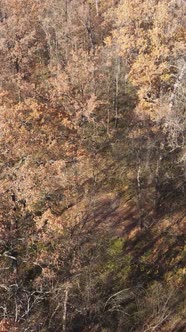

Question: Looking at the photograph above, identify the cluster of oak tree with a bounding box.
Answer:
[0,0,185,331]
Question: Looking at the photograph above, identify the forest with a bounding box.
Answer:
[0,0,185,331]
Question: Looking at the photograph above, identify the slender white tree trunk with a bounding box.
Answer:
[63,283,70,332]
[95,0,99,15]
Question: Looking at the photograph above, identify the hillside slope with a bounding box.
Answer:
[0,0,185,331]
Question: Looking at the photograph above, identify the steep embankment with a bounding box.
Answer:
[0,123,185,331]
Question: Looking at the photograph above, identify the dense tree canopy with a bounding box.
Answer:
[0,0,185,331]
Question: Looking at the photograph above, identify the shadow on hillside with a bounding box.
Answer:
[67,183,186,287]
[121,211,185,285]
